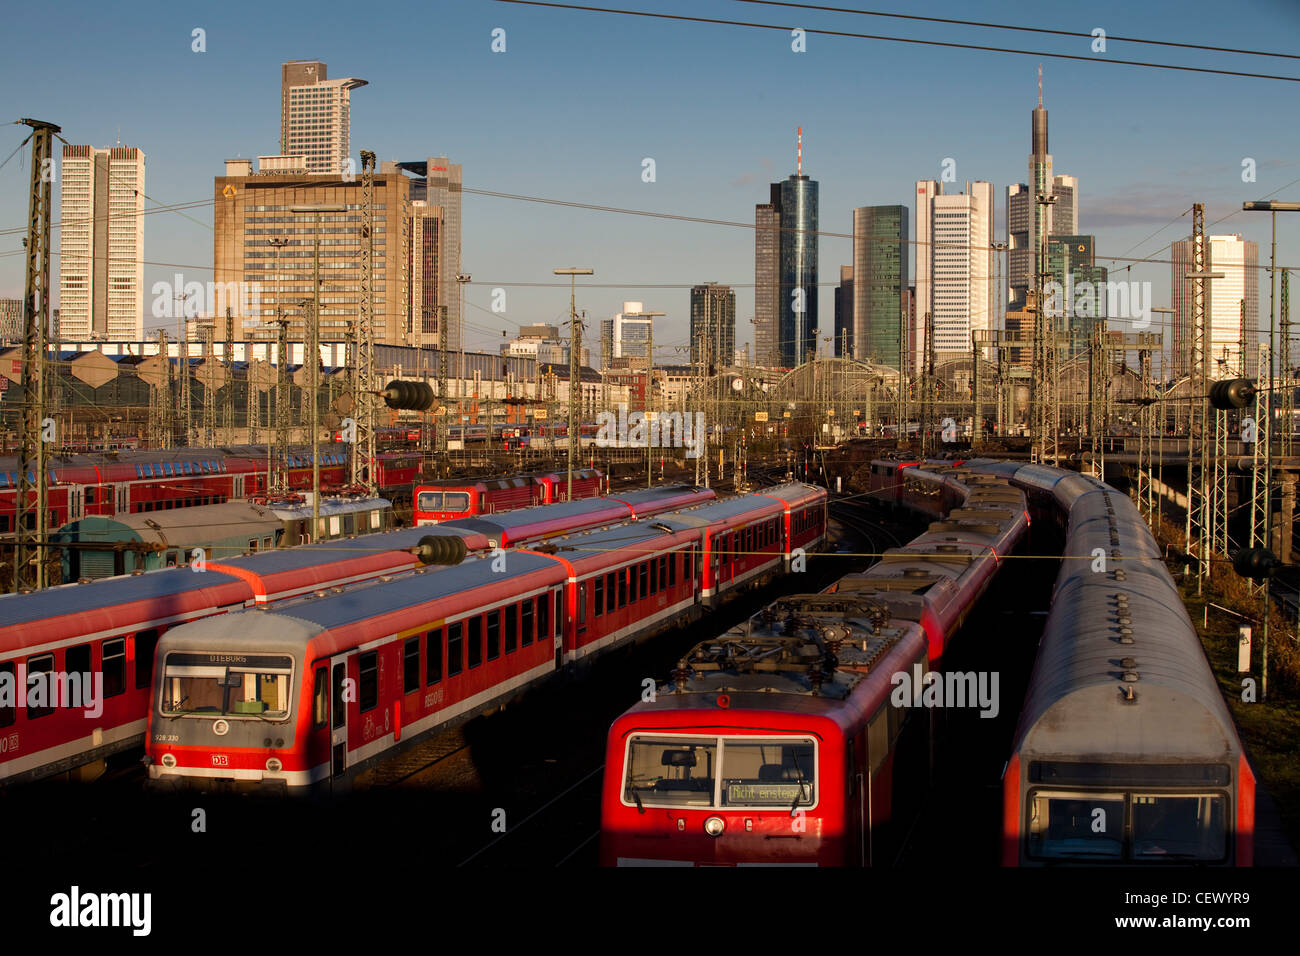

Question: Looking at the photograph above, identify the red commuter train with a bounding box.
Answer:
[413,469,603,523]
[600,464,1026,865]
[144,483,826,791]
[0,485,715,787]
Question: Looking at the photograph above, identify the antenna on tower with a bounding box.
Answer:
[797,126,802,176]
[1037,65,1042,107]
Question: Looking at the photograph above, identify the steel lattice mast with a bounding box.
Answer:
[13,118,59,592]
[352,149,378,494]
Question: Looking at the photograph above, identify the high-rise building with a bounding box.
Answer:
[213,157,410,344]
[1007,70,1079,306]
[689,283,735,367]
[603,302,656,368]
[399,158,463,353]
[0,298,21,344]
[1171,234,1258,379]
[852,205,909,367]
[408,201,443,344]
[833,266,853,358]
[58,145,146,340]
[1046,234,1106,357]
[754,131,818,369]
[754,194,780,368]
[503,323,586,367]
[915,179,995,371]
[280,60,367,175]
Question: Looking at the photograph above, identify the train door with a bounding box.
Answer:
[114,483,129,516]
[68,485,85,522]
[329,655,350,784]
[233,474,245,497]
[553,589,564,669]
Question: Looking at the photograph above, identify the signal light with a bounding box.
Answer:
[1232,546,1278,582]
[382,380,435,411]
[1209,378,1256,410]
[412,534,469,566]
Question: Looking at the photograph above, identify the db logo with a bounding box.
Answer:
[211,754,229,767]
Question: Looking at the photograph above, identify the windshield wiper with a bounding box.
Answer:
[789,754,809,816]
[166,696,190,720]
[630,787,645,814]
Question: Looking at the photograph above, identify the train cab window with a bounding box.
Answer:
[487,611,501,660]
[102,639,126,698]
[444,493,470,513]
[25,654,55,718]
[358,652,378,712]
[403,638,421,695]
[468,618,483,669]
[1027,792,1126,861]
[1131,795,1226,861]
[594,578,604,617]
[448,623,464,676]
[0,663,14,728]
[521,600,534,647]
[426,631,442,685]
[313,667,328,729]
[505,604,518,654]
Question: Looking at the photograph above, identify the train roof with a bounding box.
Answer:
[53,504,284,552]
[540,516,700,563]
[0,568,248,643]
[217,552,564,635]
[266,496,392,520]
[752,482,828,507]
[608,485,716,510]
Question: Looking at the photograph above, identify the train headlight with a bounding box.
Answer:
[704,816,725,837]
[266,757,283,773]
[161,753,177,769]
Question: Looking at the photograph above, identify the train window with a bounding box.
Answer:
[505,604,518,654]
[1027,792,1126,861]
[426,631,442,685]
[102,639,126,698]
[521,600,534,647]
[66,645,92,705]
[403,637,420,695]
[333,663,346,728]
[444,493,470,512]
[330,516,341,537]
[623,736,717,808]
[1131,794,1226,861]
[359,652,378,712]
[313,668,328,729]
[448,623,464,676]
[606,573,616,613]
[263,537,273,550]
[25,654,55,718]
[718,739,816,809]
[343,514,355,536]
[0,663,14,728]
[649,557,658,595]
[593,577,604,617]
[468,618,483,669]
[617,570,628,609]
[487,611,501,660]
[638,562,648,601]
[577,584,587,631]
[248,539,259,552]
[536,597,548,648]
[667,551,676,588]
[555,592,563,640]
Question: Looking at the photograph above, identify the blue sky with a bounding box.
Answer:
[2,0,1298,361]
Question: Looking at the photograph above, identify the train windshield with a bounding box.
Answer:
[417,492,443,511]
[160,653,294,720]
[1028,791,1226,862]
[623,735,816,810]
[444,493,470,512]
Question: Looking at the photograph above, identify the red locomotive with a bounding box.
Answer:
[413,468,603,523]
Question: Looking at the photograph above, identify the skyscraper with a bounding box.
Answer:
[852,205,910,367]
[754,130,818,369]
[1171,234,1258,379]
[689,283,736,367]
[754,192,780,367]
[915,180,995,371]
[1046,234,1106,357]
[408,201,443,345]
[604,302,656,368]
[399,158,464,353]
[280,60,367,175]
[1007,69,1078,306]
[834,266,853,358]
[58,144,146,340]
